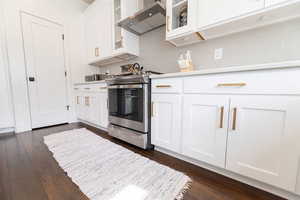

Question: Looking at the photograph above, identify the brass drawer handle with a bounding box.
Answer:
[219,106,224,129]
[232,108,237,131]
[95,47,100,57]
[151,102,154,117]
[76,96,79,104]
[156,85,172,88]
[166,16,170,32]
[217,83,246,87]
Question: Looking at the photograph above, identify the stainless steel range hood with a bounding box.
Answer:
[118,1,166,36]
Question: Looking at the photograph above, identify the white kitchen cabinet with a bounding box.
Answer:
[182,95,230,168]
[84,0,112,64]
[226,95,300,191]
[112,0,139,57]
[198,0,264,28]
[74,84,108,129]
[165,0,204,46]
[151,94,182,153]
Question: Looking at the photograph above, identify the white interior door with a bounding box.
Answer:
[21,13,68,129]
[226,95,300,191]
[182,95,230,168]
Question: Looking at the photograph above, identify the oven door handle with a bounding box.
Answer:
[108,84,143,89]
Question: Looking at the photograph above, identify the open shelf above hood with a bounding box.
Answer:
[118,2,166,36]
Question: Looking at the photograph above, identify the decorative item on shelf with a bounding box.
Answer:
[178,50,194,72]
[178,5,188,28]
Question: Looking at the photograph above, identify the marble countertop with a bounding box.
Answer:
[150,60,300,79]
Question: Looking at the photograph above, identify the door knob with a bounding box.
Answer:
[28,77,35,82]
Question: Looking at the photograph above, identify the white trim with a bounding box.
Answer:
[0,127,14,134]
[155,146,300,200]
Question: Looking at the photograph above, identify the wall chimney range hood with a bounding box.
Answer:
[118,1,166,35]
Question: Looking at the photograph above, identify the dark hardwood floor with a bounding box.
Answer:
[0,123,285,200]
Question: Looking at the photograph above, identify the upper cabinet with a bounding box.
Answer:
[112,0,139,57]
[84,0,112,64]
[198,0,264,28]
[84,0,139,66]
[166,0,300,46]
[166,0,204,46]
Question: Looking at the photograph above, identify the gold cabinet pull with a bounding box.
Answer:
[95,47,99,57]
[156,85,172,88]
[151,102,154,117]
[232,108,237,130]
[85,97,90,106]
[217,83,246,87]
[166,16,170,32]
[219,106,224,128]
[76,96,79,104]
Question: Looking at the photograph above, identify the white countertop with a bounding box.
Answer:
[150,60,300,79]
[74,80,106,86]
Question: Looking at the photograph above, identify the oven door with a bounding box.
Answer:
[108,84,148,133]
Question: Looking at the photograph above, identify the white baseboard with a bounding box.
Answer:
[0,127,14,134]
[78,119,108,132]
[155,146,300,200]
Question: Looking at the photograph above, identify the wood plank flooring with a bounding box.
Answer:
[0,123,286,200]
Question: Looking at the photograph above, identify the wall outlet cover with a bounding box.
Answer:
[214,48,223,60]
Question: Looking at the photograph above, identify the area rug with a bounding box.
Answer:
[44,128,191,200]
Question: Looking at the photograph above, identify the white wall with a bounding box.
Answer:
[0,2,14,131]
[98,18,300,74]
[1,0,97,132]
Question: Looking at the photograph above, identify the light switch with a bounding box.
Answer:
[214,48,223,60]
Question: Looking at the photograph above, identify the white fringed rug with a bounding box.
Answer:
[44,128,191,200]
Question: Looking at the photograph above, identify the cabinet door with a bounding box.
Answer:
[84,3,100,63]
[84,0,112,63]
[151,94,182,152]
[198,0,264,28]
[99,92,109,128]
[182,95,230,168]
[166,0,197,37]
[227,96,300,191]
[88,93,101,126]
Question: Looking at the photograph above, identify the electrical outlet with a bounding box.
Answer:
[214,48,223,60]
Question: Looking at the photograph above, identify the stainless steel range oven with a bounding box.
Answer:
[106,75,152,149]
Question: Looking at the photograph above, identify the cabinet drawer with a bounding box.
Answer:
[152,78,183,94]
[184,68,300,95]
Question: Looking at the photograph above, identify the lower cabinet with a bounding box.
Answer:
[151,71,300,194]
[151,94,182,153]
[182,95,230,168]
[226,95,300,191]
[74,86,108,129]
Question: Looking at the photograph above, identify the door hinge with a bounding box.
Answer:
[66,105,70,111]
[62,34,65,40]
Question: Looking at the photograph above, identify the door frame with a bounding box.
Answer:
[20,11,71,129]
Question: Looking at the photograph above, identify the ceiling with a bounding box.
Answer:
[82,0,94,4]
